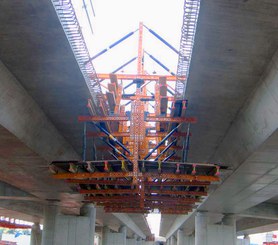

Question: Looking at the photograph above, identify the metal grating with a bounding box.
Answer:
[51,0,106,115]
[175,0,201,99]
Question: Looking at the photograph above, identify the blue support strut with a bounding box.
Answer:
[154,138,177,161]
[144,25,180,55]
[92,122,132,155]
[144,123,182,160]
[182,123,191,162]
[163,151,176,162]
[145,51,176,76]
[99,57,137,83]
[82,122,87,161]
[85,30,138,64]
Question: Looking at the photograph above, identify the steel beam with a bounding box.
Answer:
[52,172,134,179]
[53,172,219,182]
[79,115,197,123]
[87,132,189,138]
[95,73,184,81]
[78,115,129,122]
[84,196,139,202]
[146,196,199,204]
[145,190,207,196]
[66,179,132,185]
[67,179,209,186]
[144,180,210,187]
[105,207,149,213]
[79,189,136,195]
[143,173,220,182]
[146,117,197,123]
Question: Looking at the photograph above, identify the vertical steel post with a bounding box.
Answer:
[82,122,87,161]
[137,22,144,75]
[182,123,191,162]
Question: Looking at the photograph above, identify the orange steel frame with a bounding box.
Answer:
[50,22,220,214]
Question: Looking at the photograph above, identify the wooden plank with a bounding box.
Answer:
[106,91,116,112]
[109,73,118,89]
[160,97,168,115]
[108,83,117,96]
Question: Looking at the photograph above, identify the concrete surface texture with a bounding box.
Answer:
[0,0,151,240]
[161,0,278,238]
[30,223,42,245]
[0,0,278,244]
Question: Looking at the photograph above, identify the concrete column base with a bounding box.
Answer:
[30,223,42,245]
[237,235,250,245]
[127,238,137,245]
[42,204,96,245]
[177,229,194,245]
[177,229,184,245]
[195,212,236,245]
[170,235,177,245]
[102,226,127,245]
[42,205,58,245]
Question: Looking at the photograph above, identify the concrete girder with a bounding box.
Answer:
[0,60,83,215]
[0,207,41,224]
[161,0,278,237]
[200,49,278,213]
[0,0,92,157]
[113,213,147,239]
[164,49,278,237]
[0,181,37,199]
[165,213,195,239]
[238,203,278,221]
[0,60,79,162]
[165,211,223,239]
[237,218,278,236]
[0,200,43,221]
[0,1,153,237]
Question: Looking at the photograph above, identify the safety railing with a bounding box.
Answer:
[175,0,201,99]
[51,0,106,115]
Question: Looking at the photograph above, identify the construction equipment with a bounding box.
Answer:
[50,22,222,214]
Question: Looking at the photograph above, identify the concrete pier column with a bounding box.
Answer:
[242,235,250,245]
[102,226,127,245]
[120,225,127,245]
[195,212,237,245]
[177,229,184,245]
[170,235,177,245]
[185,235,195,245]
[80,204,96,244]
[195,212,208,245]
[222,214,236,245]
[102,226,110,245]
[127,237,137,245]
[42,204,58,245]
[30,222,42,245]
[137,237,143,245]
[130,233,138,245]
[53,205,96,245]
[41,204,96,245]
